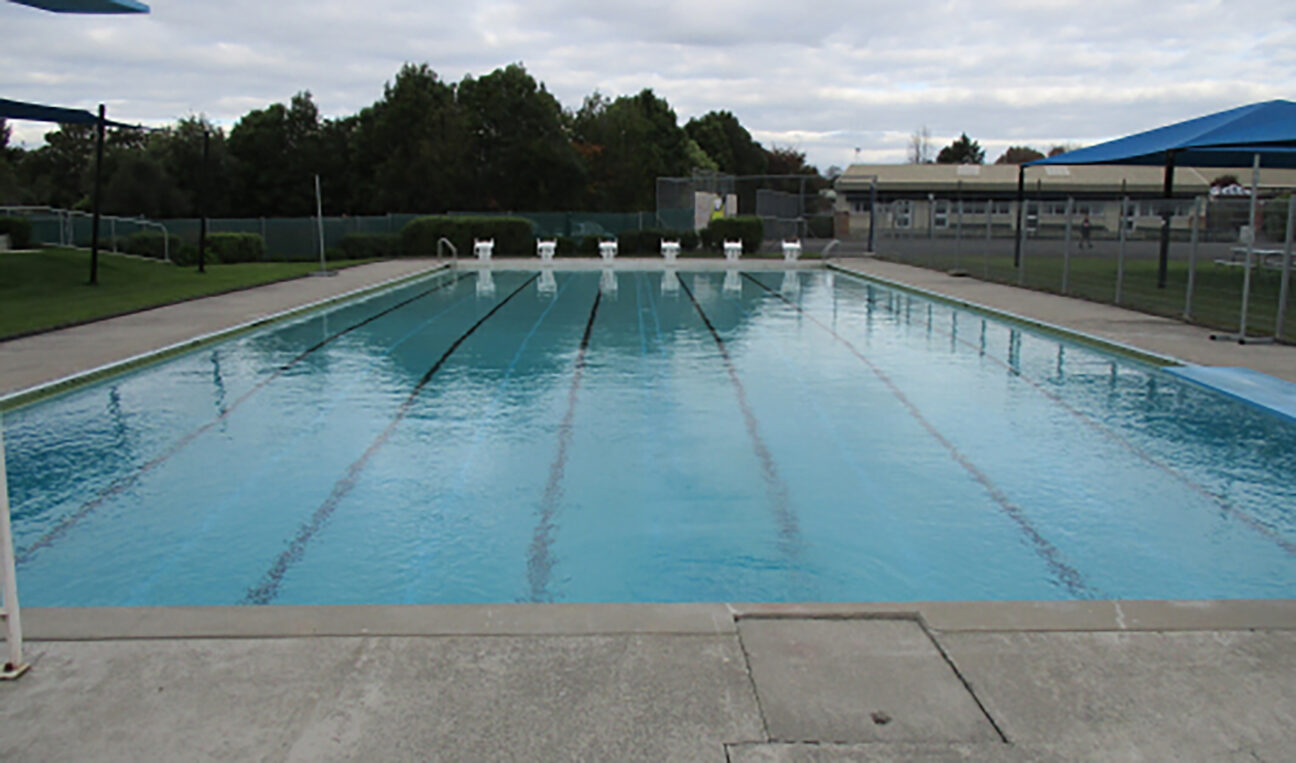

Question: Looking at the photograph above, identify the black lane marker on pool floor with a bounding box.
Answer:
[526,289,602,603]
[242,273,539,605]
[678,276,802,550]
[16,271,469,565]
[862,283,1296,558]
[742,273,1094,598]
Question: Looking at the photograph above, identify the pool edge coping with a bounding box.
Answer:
[825,261,1185,368]
[21,599,1296,641]
[0,262,452,413]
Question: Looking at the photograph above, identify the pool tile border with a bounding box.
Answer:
[0,263,451,413]
[21,600,1296,641]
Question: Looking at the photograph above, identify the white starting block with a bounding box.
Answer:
[536,239,557,261]
[474,238,494,261]
[781,239,802,262]
[599,239,618,261]
[661,239,680,263]
[723,239,742,261]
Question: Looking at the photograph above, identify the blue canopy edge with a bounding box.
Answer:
[0,97,141,129]
[8,0,149,13]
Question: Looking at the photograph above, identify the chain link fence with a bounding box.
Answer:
[861,194,1295,341]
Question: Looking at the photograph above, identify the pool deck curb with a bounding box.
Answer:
[825,260,1183,368]
[0,262,451,412]
[23,599,1296,641]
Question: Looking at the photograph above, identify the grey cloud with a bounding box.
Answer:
[2,0,1293,169]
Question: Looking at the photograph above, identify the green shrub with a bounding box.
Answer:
[577,235,602,256]
[171,243,212,267]
[702,216,764,253]
[807,215,834,238]
[207,232,265,263]
[339,232,400,260]
[401,215,534,257]
[0,216,33,249]
[617,228,671,255]
[554,235,578,256]
[677,230,699,252]
[122,231,182,260]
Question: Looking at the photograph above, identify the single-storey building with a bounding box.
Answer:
[833,163,1296,239]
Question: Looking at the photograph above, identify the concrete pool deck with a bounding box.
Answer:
[2,256,1295,759]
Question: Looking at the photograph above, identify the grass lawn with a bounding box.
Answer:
[0,249,379,340]
[876,249,1295,340]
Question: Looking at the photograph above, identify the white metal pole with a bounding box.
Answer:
[315,174,327,273]
[1236,154,1261,340]
[0,421,28,679]
[1062,196,1074,294]
[1184,196,1202,320]
[1275,194,1295,341]
[1116,196,1128,305]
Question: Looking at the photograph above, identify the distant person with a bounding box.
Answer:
[1080,214,1093,249]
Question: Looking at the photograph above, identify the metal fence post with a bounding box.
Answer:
[1275,194,1295,341]
[1017,200,1028,286]
[1062,197,1073,294]
[1116,196,1129,305]
[1184,196,1203,320]
[955,186,963,270]
[984,199,992,278]
[0,422,29,680]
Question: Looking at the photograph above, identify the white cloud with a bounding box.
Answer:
[2,0,1294,172]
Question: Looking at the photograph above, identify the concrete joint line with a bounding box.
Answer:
[919,621,1010,744]
[733,620,773,742]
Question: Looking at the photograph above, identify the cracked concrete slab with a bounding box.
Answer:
[737,619,999,744]
[0,634,764,762]
[940,630,1296,760]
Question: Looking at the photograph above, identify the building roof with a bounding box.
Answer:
[836,162,1296,196]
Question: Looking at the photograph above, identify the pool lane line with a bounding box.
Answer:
[526,288,602,603]
[123,283,488,605]
[677,276,802,551]
[399,274,578,604]
[742,272,1094,598]
[15,272,471,566]
[843,276,1296,558]
[243,273,540,605]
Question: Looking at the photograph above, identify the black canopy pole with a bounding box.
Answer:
[197,128,209,274]
[1013,164,1025,267]
[88,103,106,285]
[1157,149,1177,289]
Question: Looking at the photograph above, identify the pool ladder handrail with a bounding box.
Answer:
[437,237,458,266]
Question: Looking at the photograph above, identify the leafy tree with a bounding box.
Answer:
[1048,144,1081,157]
[457,63,584,211]
[103,153,186,218]
[993,146,1044,165]
[150,116,235,217]
[572,89,692,211]
[684,111,767,176]
[936,133,984,165]
[19,123,96,208]
[228,91,329,216]
[349,63,471,214]
[1210,174,1240,188]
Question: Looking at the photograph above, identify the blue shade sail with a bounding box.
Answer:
[8,0,148,13]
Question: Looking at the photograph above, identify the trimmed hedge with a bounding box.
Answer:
[207,232,265,263]
[171,243,210,266]
[0,216,33,249]
[122,231,182,260]
[401,215,534,257]
[701,216,764,253]
[339,232,400,260]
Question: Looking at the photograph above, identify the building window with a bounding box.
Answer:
[932,200,949,229]
[893,200,912,229]
[851,199,870,213]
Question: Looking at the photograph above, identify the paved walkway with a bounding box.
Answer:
[0,259,444,399]
[3,603,1293,761]
[830,258,1296,383]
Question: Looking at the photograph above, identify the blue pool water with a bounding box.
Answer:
[5,267,1296,607]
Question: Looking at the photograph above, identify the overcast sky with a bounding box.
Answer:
[3,0,1294,169]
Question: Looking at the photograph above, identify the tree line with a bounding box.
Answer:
[907,126,1077,165]
[0,63,822,220]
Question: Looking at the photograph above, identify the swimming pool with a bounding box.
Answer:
[5,266,1295,607]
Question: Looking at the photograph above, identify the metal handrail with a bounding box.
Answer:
[436,236,458,265]
[0,206,172,262]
